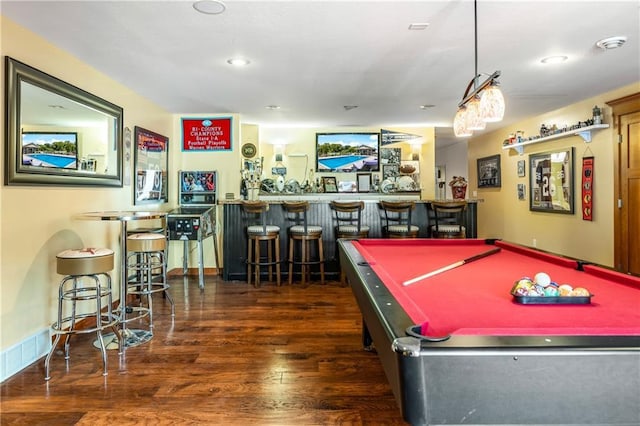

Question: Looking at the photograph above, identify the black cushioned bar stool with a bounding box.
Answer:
[126,233,174,331]
[282,201,325,286]
[242,201,281,287]
[44,248,120,380]
[379,200,419,238]
[430,200,467,239]
[330,200,369,284]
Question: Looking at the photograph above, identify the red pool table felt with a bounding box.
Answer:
[353,239,640,338]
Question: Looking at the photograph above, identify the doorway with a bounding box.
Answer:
[607,93,640,275]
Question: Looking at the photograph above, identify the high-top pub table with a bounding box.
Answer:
[76,211,167,349]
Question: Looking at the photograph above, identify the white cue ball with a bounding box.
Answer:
[534,272,551,287]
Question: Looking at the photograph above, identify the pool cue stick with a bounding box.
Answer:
[403,247,501,286]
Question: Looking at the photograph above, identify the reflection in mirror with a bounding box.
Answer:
[4,56,123,186]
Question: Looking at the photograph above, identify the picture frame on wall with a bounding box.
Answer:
[322,176,338,193]
[134,126,168,205]
[380,147,401,165]
[477,154,501,188]
[382,164,399,181]
[517,160,526,177]
[517,183,526,200]
[529,148,574,214]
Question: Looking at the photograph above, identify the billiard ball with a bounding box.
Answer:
[544,286,559,297]
[558,284,573,296]
[511,280,533,296]
[534,272,552,287]
[529,285,545,296]
[571,287,590,297]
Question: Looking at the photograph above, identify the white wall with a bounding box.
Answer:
[435,139,468,199]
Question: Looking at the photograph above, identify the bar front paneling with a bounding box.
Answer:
[221,195,478,281]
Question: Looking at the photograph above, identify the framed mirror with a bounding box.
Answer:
[4,56,123,186]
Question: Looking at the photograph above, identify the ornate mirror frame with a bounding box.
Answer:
[4,56,123,187]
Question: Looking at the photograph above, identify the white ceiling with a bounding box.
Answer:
[2,1,639,147]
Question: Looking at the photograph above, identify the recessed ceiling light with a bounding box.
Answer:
[540,55,568,64]
[265,105,280,110]
[595,36,627,50]
[227,58,250,66]
[193,0,226,15]
[420,104,435,109]
[408,23,430,30]
[343,105,358,111]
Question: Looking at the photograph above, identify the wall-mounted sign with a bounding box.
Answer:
[181,117,232,151]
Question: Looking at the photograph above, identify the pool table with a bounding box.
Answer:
[338,238,640,426]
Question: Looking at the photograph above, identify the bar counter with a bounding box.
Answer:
[221,194,479,281]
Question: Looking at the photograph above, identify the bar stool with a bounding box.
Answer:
[379,200,419,238]
[282,201,325,285]
[430,200,467,238]
[126,226,168,289]
[44,247,120,380]
[242,201,281,287]
[330,201,369,285]
[126,233,174,331]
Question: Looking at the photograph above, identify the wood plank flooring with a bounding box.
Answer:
[1,276,405,425]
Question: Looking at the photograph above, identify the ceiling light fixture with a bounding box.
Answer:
[420,104,435,109]
[453,0,505,138]
[540,55,568,64]
[193,0,226,15]
[595,36,627,50]
[227,58,250,66]
[265,105,280,110]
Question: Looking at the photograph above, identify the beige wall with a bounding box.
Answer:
[467,82,639,267]
[1,17,172,354]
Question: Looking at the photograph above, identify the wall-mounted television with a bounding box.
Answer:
[21,131,78,170]
[316,132,380,172]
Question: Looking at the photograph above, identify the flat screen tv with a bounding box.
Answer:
[316,132,380,172]
[21,131,78,170]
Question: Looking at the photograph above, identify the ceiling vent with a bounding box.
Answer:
[595,36,627,50]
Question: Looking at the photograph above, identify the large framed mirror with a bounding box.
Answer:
[4,56,123,186]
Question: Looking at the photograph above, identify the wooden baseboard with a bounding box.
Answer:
[167,267,220,277]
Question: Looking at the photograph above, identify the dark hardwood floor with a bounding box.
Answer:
[1,275,405,425]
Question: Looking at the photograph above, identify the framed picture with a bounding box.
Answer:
[382,164,399,181]
[517,183,526,200]
[181,117,232,151]
[529,148,574,214]
[322,176,338,193]
[357,173,372,192]
[316,132,380,172]
[517,160,526,177]
[477,154,501,188]
[380,147,401,165]
[134,126,168,205]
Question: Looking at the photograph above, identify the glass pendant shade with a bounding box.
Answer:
[465,96,486,131]
[480,83,505,122]
[453,107,472,137]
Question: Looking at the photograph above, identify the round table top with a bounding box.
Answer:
[76,211,167,221]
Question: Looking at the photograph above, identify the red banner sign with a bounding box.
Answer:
[582,156,594,221]
[181,117,232,151]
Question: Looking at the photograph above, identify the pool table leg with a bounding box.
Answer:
[362,321,375,352]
